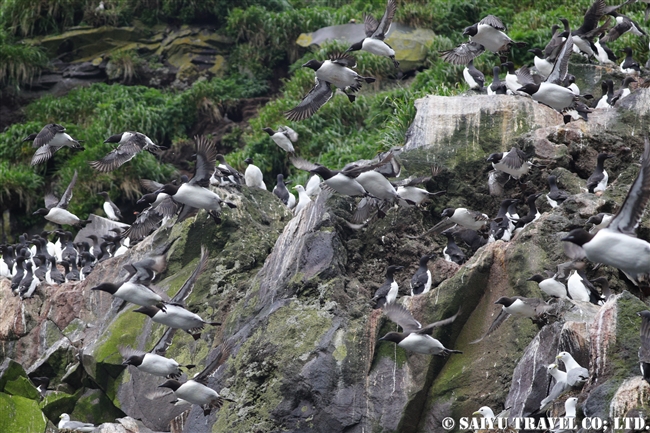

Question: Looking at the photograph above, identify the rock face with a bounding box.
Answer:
[2,73,650,433]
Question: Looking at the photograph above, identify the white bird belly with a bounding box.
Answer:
[362,39,394,57]
[46,208,80,225]
[175,184,222,210]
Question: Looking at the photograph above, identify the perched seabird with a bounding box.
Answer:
[273,174,295,208]
[372,265,403,308]
[613,76,637,101]
[33,170,86,226]
[547,175,570,208]
[586,152,614,193]
[379,303,462,356]
[562,139,650,288]
[440,207,490,231]
[529,48,554,78]
[305,175,322,197]
[487,147,533,179]
[285,53,375,121]
[134,304,221,340]
[263,126,298,153]
[595,79,617,109]
[501,62,532,95]
[120,346,194,379]
[594,35,618,64]
[566,270,603,304]
[18,262,39,299]
[487,66,507,95]
[244,157,267,190]
[58,414,96,432]
[527,260,582,299]
[155,137,237,224]
[540,363,570,411]
[410,255,433,296]
[619,47,641,75]
[97,191,122,221]
[29,124,84,166]
[293,185,311,215]
[442,231,466,265]
[470,296,553,343]
[513,193,542,229]
[556,351,589,387]
[214,154,244,185]
[463,59,485,90]
[639,310,650,384]
[345,0,399,68]
[89,131,162,172]
[489,198,519,242]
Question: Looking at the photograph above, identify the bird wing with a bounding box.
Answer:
[416,307,461,335]
[480,15,506,31]
[515,65,537,86]
[89,139,142,172]
[383,302,422,332]
[171,245,209,303]
[290,156,322,172]
[370,0,396,40]
[501,147,528,170]
[329,52,357,68]
[342,152,394,177]
[44,193,59,209]
[393,176,431,187]
[31,144,55,166]
[189,136,218,187]
[575,0,607,34]
[121,208,164,242]
[285,79,333,121]
[193,339,234,383]
[33,124,64,148]
[118,345,147,360]
[555,259,586,283]
[363,12,380,37]
[440,41,485,65]
[607,138,650,236]
[546,33,573,85]
[600,20,632,43]
[140,179,165,192]
[57,170,78,209]
[278,125,298,142]
[469,308,511,344]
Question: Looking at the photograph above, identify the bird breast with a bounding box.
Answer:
[316,62,360,89]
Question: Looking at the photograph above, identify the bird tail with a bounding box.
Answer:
[514,41,528,48]
[364,76,376,83]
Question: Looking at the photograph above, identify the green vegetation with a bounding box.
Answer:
[0,28,47,87]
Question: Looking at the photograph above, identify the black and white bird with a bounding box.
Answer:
[613,76,637,101]
[463,59,485,90]
[18,262,39,299]
[213,154,244,185]
[440,207,490,231]
[601,10,646,43]
[586,213,613,234]
[97,191,122,221]
[487,147,533,180]
[120,346,194,379]
[442,231,466,265]
[345,0,399,68]
[58,414,95,432]
[571,0,612,60]
[134,304,221,340]
[563,139,650,289]
[566,270,603,304]
[514,193,543,229]
[546,175,570,208]
[379,303,462,356]
[273,174,295,208]
[244,157,267,190]
[594,35,618,65]
[372,265,403,309]
[556,351,589,387]
[488,198,519,242]
[29,123,84,166]
[91,278,167,310]
[90,131,162,172]
[410,255,433,296]
[586,152,615,193]
[619,46,642,75]
[285,53,375,121]
[528,48,554,78]
[595,80,617,109]
[487,66,507,95]
[33,170,86,227]
[263,126,298,153]
[639,310,650,385]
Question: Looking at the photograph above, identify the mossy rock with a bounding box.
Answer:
[0,393,47,433]
[71,388,125,426]
[40,391,79,423]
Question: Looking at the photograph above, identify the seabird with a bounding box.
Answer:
[155,136,237,224]
[489,198,519,242]
[529,48,554,78]
[91,279,167,310]
[571,0,611,60]
[470,296,553,343]
[487,66,507,95]
[440,207,490,231]
[540,363,571,411]
[293,185,311,215]
[379,303,462,356]
[394,169,445,206]
[134,305,221,340]
[566,270,603,304]
[214,154,244,185]
[601,10,646,43]
[619,47,641,75]
[285,53,375,121]
[586,152,615,193]
[244,157,267,190]
[33,170,86,227]
[305,175,322,197]
[487,147,533,179]
[273,174,295,208]
[501,62,533,95]
[556,351,589,387]
[547,175,569,208]
[442,231,466,265]
[562,139,650,288]
[89,131,162,172]
[463,59,485,90]
[18,262,39,299]
[527,260,581,299]
[355,170,403,203]
[158,379,230,416]
[263,126,298,153]
[97,191,122,221]
[594,34,618,64]
[639,310,650,384]
[613,76,637,101]
[595,79,617,109]
[120,346,194,379]
[410,255,433,296]
[29,124,84,166]
[513,193,542,229]
[345,0,399,68]
[371,265,403,308]
[58,414,95,432]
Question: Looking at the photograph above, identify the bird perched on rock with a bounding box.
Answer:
[263,126,298,153]
[379,303,462,356]
[345,0,399,68]
[244,157,267,190]
[33,170,87,227]
[556,351,589,387]
[487,66,507,95]
[292,185,311,215]
[619,46,642,75]
[273,174,295,208]
[89,131,162,172]
[371,265,403,308]
[442,230,466,265]
[29,123,84,166]
[58,414,95,432]
[285,53,375,121]
[463,59,485,90]
[546,175,569,208]
[410,255,433,296]
[97,191,122,221]
[540,363,571,411]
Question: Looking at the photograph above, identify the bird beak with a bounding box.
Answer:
[472,411,481,416]
[555,355,561,359]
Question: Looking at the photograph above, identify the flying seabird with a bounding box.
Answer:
[562,139,650,289]
[263,126,298,153]
[285,53,375,121]
[440,207,490,231]
[120,346,195,379]
[487,147,533,180]
[244,157,267,190]
[379,303,462,356]
[345,0,399,68]
[97,191,122,221]
[410,255,433,296]
[571,0,612,60]
[371,265,403,308]
[586,152,615,193]
[89,131,162,172]
[29,123,84,166]
[601,10,646,43]
[33,170,87,227]
[135,304,221,340]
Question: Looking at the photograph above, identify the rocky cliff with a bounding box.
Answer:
[1,67,650,433]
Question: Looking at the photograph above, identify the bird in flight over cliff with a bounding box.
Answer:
[28,123,84,166]
[344,0,399,68]
[89,131,163,172]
